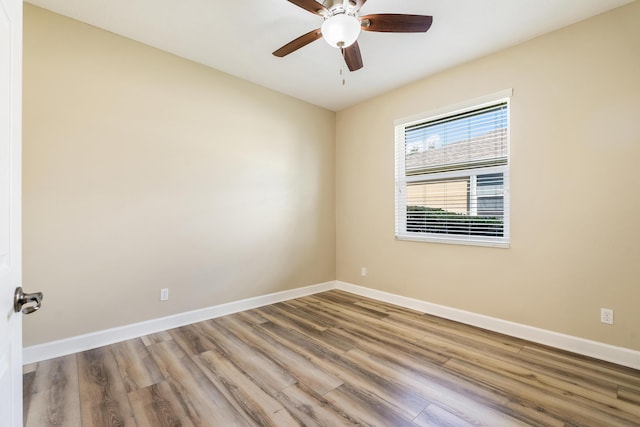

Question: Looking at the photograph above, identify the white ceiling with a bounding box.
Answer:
[26,0,634,111]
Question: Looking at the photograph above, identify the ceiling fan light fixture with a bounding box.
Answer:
[321,13,361,48]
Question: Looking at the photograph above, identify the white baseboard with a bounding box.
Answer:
[335,281,640,371]
[23,281,336,365]
[24,279,640,371]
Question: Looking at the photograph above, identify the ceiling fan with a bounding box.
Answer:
[273,0,433,72]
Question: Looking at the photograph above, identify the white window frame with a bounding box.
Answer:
[394,89,512,248]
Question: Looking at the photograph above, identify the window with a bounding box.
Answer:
[395,91,510,247]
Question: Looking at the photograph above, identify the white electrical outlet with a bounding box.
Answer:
[361,267,367,277]
[160,288,169,301]
[600,308,613,324]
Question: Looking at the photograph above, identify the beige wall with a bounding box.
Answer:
[336,2,640,351]
[22,5,336,346]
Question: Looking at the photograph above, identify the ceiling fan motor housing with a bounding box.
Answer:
[324,0,357,15]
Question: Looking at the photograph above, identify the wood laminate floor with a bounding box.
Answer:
[23,290,640,426]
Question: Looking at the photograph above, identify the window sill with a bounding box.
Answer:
[395,233,510,249]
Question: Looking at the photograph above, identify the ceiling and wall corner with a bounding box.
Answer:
[24,0,634,111]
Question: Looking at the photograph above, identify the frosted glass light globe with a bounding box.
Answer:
[321,14,361,48]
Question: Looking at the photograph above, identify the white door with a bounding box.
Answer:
[0,0,23,424]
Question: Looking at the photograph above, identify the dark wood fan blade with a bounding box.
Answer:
[273,29,322,57]
[342,41,363,72]
[286,0,328,16]
[361,14,433,33]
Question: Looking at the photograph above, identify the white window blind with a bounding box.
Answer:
[395,93,510,247]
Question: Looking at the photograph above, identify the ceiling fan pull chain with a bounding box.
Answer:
[340,49,346,86]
